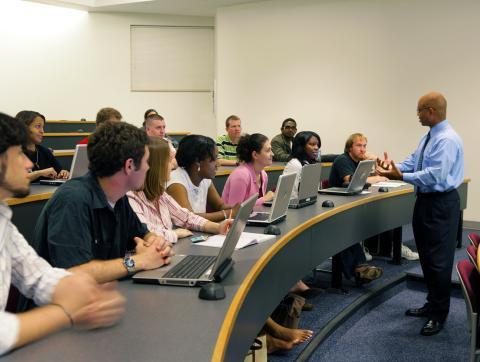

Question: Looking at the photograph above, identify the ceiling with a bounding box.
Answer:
[29,0,262,16]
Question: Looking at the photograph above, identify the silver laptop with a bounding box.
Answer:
[319,159,374,196]
[39,144,89,186]
[264,163,321,209]
[247,172,296,226]
[132,194,258,287]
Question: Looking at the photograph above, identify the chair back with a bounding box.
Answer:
[457,259,480,361]
[467,244,478,268]
[469,232,480,248]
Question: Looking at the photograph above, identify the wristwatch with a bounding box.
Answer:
[123,254,137,275]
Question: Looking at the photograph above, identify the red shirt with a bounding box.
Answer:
[78,137,89,145]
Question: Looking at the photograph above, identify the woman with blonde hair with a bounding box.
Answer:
[128,137,231,244]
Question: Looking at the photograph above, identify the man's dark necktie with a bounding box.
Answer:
[416,132,431,171]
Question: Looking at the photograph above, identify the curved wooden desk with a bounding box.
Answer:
[3,182,469,362]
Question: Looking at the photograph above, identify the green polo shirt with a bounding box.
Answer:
[33,172,149,268]
[216,134,238,161]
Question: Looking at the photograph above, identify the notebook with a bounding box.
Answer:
[246,172,296,226]
[194,232,276,250]
[318,159,374,196]
[132,194,258,287]
[39,144,89,186]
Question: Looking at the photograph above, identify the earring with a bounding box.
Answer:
[197,166,201,172]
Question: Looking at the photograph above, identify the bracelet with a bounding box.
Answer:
[52,303,74,327]
[222,210,227,220]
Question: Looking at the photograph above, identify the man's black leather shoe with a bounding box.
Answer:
[420,319,443,336]
[405,306,428,317]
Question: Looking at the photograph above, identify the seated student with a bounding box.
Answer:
[216,115,242,166]
[143,109,178,148]
[16,111,69,182]
[167,135,240,222]
[222,133,275,206]
[144,113,178,169]
[328,133,384,283]
[32,122,173,283]
[127,137,231,244]
[164,135,313,353]
[0,112,125,355]
[78,107,122,145]
[271,118,297,162]
[331,133,419,261]
[283,131,321,200]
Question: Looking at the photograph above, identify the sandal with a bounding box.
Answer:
[355,265,383,285]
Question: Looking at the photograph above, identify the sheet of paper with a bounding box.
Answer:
[372,181,407,188]
[194,232,275,250]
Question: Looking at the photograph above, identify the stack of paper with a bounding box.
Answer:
[194,232,276,250]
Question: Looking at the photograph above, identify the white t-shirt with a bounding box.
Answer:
[282,158,303,200]
[167,168,211,213]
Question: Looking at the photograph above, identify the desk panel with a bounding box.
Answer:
[3,183,469,361]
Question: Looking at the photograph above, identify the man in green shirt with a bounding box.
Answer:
[216,115,242,166]
[271,118,297,162]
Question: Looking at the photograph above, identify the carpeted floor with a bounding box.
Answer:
[268,225,473,362]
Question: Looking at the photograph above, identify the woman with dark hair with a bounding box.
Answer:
[16,110,69,182]
[283,131,321,200]
[221,133,275,206]
[166,135,240,222]
[128,137,231,243]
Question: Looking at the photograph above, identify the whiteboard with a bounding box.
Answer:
[131,25,214,92]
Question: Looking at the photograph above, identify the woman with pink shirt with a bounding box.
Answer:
[128,137,231,244]
[222,133,275,206]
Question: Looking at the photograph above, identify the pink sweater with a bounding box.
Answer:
[221,163,268,206]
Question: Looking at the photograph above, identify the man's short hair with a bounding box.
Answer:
[344,133,367,154]
[87,122,148,177]
[143,114,164,128]
[281,118,296,128]
[225,115,240,128]
[0,112,28,155]
[95,107,122,126]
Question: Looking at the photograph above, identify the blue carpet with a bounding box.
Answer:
[268,226,473,361]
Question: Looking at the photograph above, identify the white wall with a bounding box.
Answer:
[0,0,215,135]
[216,0,480,222]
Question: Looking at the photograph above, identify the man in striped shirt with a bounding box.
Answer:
[0,112,125,355]
[216,115,242,166]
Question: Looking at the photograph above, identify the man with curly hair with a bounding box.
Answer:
[32,122,173,283]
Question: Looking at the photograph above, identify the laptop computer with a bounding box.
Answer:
[264,163,321,209]
[39,145,89,186]
[132,194,258,287]
[318,159,374,196]
[247,172,296,226]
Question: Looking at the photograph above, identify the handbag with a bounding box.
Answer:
[270,292,305,329]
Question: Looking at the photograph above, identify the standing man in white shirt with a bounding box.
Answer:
[0,112,125,355]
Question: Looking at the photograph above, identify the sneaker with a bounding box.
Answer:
[363,246,373,262]
[401,244,419,261]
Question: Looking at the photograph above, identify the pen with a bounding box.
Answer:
[226,209,233,234]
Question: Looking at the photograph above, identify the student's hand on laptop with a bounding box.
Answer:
[57,169,70,179]
[174,228,193,239]
[40,167,57,179]
[264,191,275,202]
[230,203,241,218]
[72,281,126,330]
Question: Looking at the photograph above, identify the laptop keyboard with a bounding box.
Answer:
[248,212,270,221]
[163,255,216,279]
